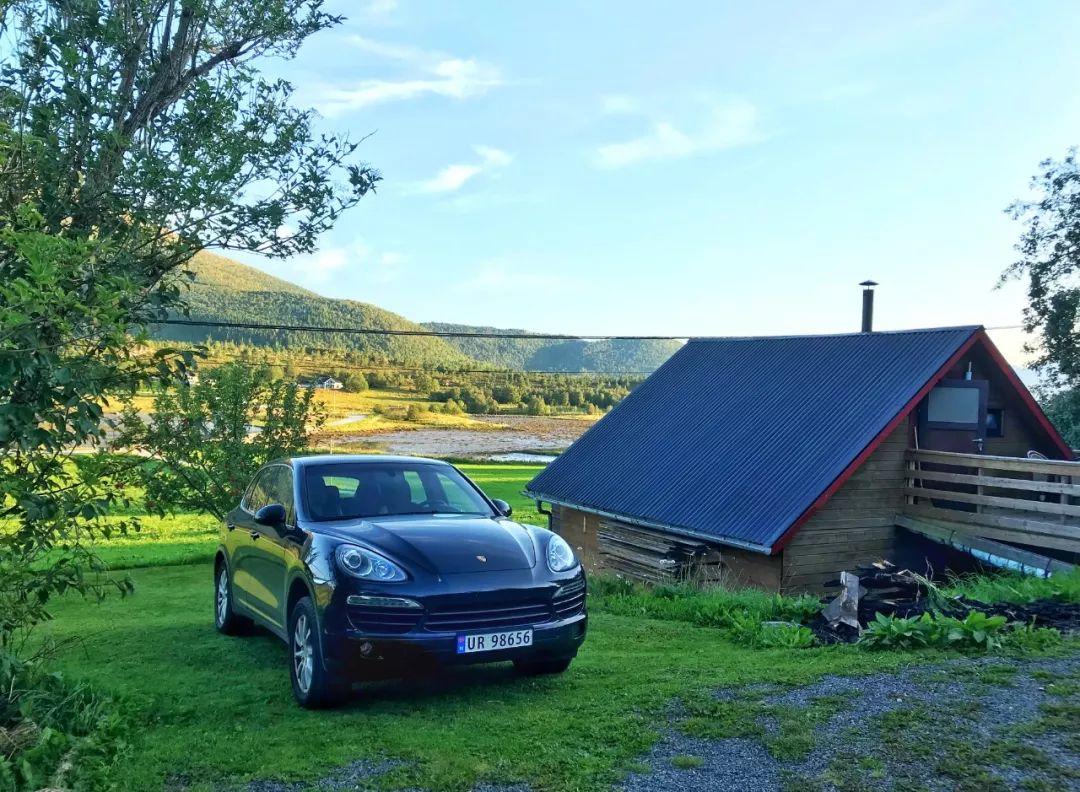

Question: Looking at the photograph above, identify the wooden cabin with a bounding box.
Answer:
[525,326,1078,593]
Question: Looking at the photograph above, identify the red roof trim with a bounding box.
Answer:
[975,329,1073,460]
[770,330,982,554]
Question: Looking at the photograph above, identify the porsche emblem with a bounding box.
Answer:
[476,554,487,563]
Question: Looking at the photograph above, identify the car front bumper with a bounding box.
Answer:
[325,611,587,675]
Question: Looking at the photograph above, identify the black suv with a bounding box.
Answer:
[214,455,587,707]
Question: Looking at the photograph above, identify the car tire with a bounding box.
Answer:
[288,596,346,709]
[513,656,573,675]
[214,561,249,635]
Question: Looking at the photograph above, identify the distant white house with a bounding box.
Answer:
[314,376,344,391]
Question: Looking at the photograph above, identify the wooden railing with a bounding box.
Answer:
[903,449,1080,554]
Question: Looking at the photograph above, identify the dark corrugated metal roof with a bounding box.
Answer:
[526,326,981,551]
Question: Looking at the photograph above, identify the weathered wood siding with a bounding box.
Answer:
[780,418,910,592]
[549,505,783,590]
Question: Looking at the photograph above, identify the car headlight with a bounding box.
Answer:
[335,544,408,582]
[547,534,577,573]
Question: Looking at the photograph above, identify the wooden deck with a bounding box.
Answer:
[902,448,1080,562]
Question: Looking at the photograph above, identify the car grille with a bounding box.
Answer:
[552,577,586,619]
[424,600,552,633]
[346,606,423,634]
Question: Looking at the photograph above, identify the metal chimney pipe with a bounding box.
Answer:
[860,280,878,332]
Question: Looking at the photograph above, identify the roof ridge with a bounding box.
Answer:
[685,325,982,343]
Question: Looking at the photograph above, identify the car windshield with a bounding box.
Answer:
[303,462,495,522]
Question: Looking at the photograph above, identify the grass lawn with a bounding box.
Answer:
[42,563,930,791]
[35,462,1080,790]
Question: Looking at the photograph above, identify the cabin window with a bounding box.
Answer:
[986,407,1004,438]
[923,379,987,431]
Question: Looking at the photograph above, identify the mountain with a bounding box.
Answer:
[152,252,682,373]
[421,322,684,373]
[153,252,471,367]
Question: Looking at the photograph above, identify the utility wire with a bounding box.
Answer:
[157,318,687,342]
[157,317,1030,339]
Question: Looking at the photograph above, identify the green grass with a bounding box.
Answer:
[944,568,1080,604]
[40,564,929,791]
[670,755,703,769]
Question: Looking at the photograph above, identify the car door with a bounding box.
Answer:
[229,468,272,619]
[241,465,292,633]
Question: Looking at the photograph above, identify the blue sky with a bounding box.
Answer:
[233,0,1080,365]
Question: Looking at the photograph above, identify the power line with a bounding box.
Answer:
[156,318,688,342]
[196,355,654,378]
[157,317,1031,339]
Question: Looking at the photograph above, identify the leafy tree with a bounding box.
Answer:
[1004,149,1080,385]
[120,363,325,519]
[341,372,368,392]
[525,395,550,416]
[1039,387,1080,449]
[0,0,375,643]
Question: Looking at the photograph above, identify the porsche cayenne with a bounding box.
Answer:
[213,455,587,707]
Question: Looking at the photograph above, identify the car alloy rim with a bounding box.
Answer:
[293,614,314,694]
[216,570,228,626]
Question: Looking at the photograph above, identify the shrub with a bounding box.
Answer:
[859,612,938,650]
[938,611,1009,651]
[860,610,1011,652]
[0,651,129,791]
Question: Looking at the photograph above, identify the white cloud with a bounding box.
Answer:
[362,0,397,17]
[413,145,512,194]
[311,38,503,116]
[474,145,512,167]
[594,99,759,169]
[286,240,407,289]
[417,163,484,193]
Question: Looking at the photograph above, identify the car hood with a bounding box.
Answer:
[319,515,537,575]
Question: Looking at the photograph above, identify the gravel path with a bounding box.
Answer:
[619,654,1080,792]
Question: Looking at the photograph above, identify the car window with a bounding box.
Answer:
[435,471,484,513]
[265,466,295,525]
[303,463,494,521]
[242,470,272,513]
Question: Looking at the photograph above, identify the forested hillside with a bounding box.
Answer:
[154,253,472,367]
[154,253,682,372]
[422,322,683,372]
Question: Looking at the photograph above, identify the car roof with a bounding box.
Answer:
[287,454,451,469]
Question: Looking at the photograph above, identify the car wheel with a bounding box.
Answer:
[214,562,248,635]
[288,596,346,709]
[513,656,573,675]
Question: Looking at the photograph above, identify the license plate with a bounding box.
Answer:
[456,629,533,654]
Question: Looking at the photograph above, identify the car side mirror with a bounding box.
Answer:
[491,498,512,517]
[255,503,286,527]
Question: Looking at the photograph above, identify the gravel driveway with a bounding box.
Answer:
[620,654,1080,792]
